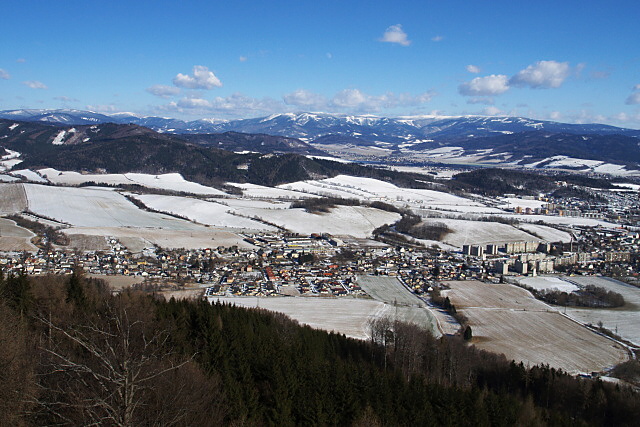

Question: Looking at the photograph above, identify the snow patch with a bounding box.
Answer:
[51,130,67,145]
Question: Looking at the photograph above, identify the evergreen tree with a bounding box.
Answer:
[65,269,86,307]
[464,325,473,341]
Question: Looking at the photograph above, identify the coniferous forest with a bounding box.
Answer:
[1,271,639,426]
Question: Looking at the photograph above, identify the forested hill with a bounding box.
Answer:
[450,167,618,196]
[2,273,640,425]
[1,119,435,188]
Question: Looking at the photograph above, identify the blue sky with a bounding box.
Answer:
[2,0,639,127]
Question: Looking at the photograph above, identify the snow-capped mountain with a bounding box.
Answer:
[2,109,639,144]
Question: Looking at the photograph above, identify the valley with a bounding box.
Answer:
[1,112,640,381]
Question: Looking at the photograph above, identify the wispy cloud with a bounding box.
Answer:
[146,84,181,98]
[283,89,327,109]
[86,104,119,113]
[0,69,10,80]
[483,106,502,116]
[173,65,222,90]
[626,92,640,105]
[379,24,411,46]
[431,35,444,42]
[466,97,494,105]
[54,96,79,102]
[466,65,481,74]
[23,80,47,89]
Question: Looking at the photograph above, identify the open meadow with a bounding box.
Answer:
[0,217,37,251]
[562,276,640,346]
[208,296,388,340]
[443,280,629,374]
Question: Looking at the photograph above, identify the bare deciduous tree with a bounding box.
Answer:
[35,294,223,426]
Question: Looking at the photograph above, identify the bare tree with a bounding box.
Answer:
[34,294,220,426]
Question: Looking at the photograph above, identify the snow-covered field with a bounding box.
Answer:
[279,175,500,214]
[497,213,617,228]
[132,194,277,231]
[0,218,37,251]
[356,275,440,337]
[0,183,27,214]
[419,218,539,248]
[234,183,318,199]
[10,169,48,183]
[64,226,255,250]
[562,277,640,347]
[39,169,227,195]
[516,276,579,293]
[208,296,387,340]
[444,280,628,374]
[525,156,637,176]
[516,223,572,243]
[24,184,203,229]
[241,205,401,238]
[221,198,291,210]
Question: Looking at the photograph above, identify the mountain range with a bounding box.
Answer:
[2,109,640,175]
[2,109,639,143]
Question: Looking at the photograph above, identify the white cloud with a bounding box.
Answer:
[509,60,570,89]
[177,97,213,108]
[0,69,10,80]
[458,74,509,96]
[483,106,502,116]
[16,58,26,63]
[634,84,640,91]
[379,24,411,46]
[549,111,562,120]
[626,92,640,105]
[283,89,327,108]
[23,80,47,89]
[173,65,222,90]
[146,84,181,98]
[86,104,119,113]
[431,35,444,42]
[161,93,286,118]
[239,56,248,62]
[466,65,481,74]
[332,89,374,108]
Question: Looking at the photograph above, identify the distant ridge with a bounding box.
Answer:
[1,109,639,143]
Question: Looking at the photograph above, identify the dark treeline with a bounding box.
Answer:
[6,214,69,247]
[449,168,615,197]
[1,271,639,425]
[291,196,361,213]
[536,285,625,308]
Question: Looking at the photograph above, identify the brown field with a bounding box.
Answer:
[63,226,255,250]
[0,217,37,251]
[87,274,146,290]
[0,183,27,214]
[443,280,629,374]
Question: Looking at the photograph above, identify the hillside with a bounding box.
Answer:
[3,111,640,174]
[1,273,639,425]
[180,131,326,155]
[0,119,436,189]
